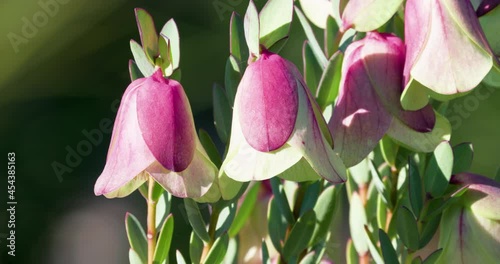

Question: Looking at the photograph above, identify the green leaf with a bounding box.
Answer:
[139,182,148,199]
[223,237,238,264]
[339,34,355,53]
[158,34,173,76]
[267,196,288,253]
[424,141,454,198]
[230,12,248,63]
[349,192,368,254]
[343,0,404,32]
[422,197,448,221]
[262,241,271,264]
[422,249,443,264]
[294,7,328,67]
[160,19,180,69]
[204,233,229,264]
[346,240,359,264]
[396,206,419,250]
[190,232,204,264]
[176,250,187,264]
[299,0,338,28]
[316,51,343,110]
[299,251,315,264]
[325,16,340,58]
[379,229,399,264]
[218,174,245,201]
[134,8,158,62]
[496,167,500,182]
[152,180,165,202]
[244,0,260,57]
[267,36,289,54]
[170,68,181,82]
[376,194,387,230]
[216,203,237,238]
[419,213,441,249]
[310,186,337,246]
[408,158,423,219]
[349,158,371,186]
[130,40,155,77]
[259,0,293,49]
[213,83,232,144]
[303,41,323,95]
[224,56,241,107]
[452,143,474,174]
[369,160,390,207]
[156,192,172,229]
[153,214,174,263]
[199,129,222,167]
[380,136,399,167]
[364,226,384,264]
[125,213,147,264]
[299,181,321,217]
[184,199,210,243]
[270,177,294,224]
[228,183,260,237]
[412,257,423,264]
[483,63,500,88]
[283,210,316,258]
[129,249,144,264]
[129,60,144,81]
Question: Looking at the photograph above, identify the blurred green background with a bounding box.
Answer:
[0,0,498,263]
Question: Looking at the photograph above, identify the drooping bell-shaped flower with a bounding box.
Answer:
[94,70,217,198]
[220,50,346,183]
[438,173,500,262]
[329,32,449,167]
[402,0,498,110]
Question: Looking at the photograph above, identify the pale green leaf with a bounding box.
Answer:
[259,0,293,49]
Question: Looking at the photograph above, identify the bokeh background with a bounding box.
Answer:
[0,0,498,263]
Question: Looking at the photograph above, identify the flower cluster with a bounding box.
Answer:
[92,1,500,263]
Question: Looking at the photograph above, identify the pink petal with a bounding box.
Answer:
[237,51,298,152]
[287,78,346,182]
[94,79,156,196]
[451,173,500,220]
[136,70,196,172]
[404,0,493,95]
[329,40,392,167]
[146,140,216,198]
[361,32,436,132]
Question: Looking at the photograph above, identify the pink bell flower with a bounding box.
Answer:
[329,32,438,167]
[402,0,497,110]
[94,70,217,198]
[220,50,346,183]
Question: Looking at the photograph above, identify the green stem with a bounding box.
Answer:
[404,251,415,264]
[292,182,309,218]
[208,205,221,246]
[390,166,399,210]
[201,204,221,262]
[147,177,157,264]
